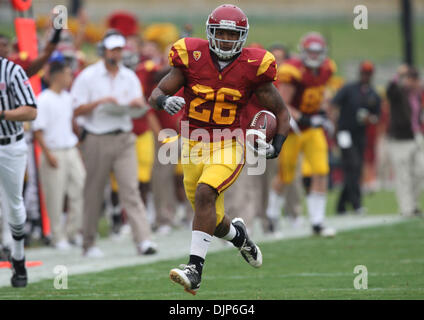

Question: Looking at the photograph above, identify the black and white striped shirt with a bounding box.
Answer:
[0,57,37,137]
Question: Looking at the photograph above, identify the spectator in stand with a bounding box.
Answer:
[386,65,424,217]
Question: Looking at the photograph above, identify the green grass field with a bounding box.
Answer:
[0,217,422,300]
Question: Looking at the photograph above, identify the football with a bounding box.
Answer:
[247,110,277,143]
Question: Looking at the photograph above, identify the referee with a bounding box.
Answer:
[0,57,37,287]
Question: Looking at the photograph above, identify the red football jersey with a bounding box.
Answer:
[154,109,183,132]
[132,60,162,136]
[136,59,161,98]
[241,78,280,131]
[169,37,277,141]
[278,57,336,115]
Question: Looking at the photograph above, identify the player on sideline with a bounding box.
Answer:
[149,4,291,294]
[0,57,37,287]
[267,32,337,237]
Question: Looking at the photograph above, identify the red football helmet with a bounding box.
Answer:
[206,4,249,60]
[299,32,327,68]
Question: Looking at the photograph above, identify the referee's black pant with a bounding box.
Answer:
[337,135,365,214]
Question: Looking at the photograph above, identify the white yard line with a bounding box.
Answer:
[0,214,405,288]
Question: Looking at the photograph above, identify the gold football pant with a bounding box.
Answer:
[181,138,245,226]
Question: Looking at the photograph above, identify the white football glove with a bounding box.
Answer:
[310,114,335,136]
[255,139,277,158]
[163,96,185,115]
[310,114,327,127]
[246,129,278,159]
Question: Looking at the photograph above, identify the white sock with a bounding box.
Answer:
[222,223,237,241]
[266,190,285,220]
[12,239,24,260]
[190,230,212,259]
[307,192,327,226]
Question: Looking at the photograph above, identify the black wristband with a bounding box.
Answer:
[50,28,63,45]
[156,95,169,109]
[298,114,311,127]
[272,134,286,156]
[0,111,5,120]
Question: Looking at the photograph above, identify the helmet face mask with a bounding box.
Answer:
[206,4,249,60]
[299,32,327,69]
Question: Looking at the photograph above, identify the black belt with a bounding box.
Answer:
[0,133,24,145]
[86,129,126,136]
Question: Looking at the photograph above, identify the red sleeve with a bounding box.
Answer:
[277,59,302,85]
[168,38,189,69]
[252,50,277,86]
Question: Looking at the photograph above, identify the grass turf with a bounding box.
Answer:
[0,218,422,300]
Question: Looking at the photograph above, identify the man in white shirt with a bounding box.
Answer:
[71,30,157,257]
[33,61,86,250]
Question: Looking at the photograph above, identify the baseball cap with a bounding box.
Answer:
[104,34,126,50]
[48,50,65,63]
[360,60,374,73]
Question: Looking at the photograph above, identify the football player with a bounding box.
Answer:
[149,4,291,294]
[266,32,336,237]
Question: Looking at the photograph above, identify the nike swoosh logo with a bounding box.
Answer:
[203,239,211,242]
[248,59,258,63]
[260,117,267,129]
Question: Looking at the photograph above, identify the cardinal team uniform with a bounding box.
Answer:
[277,57,336,183]
[132,59,160,183]
[169,37,277,226]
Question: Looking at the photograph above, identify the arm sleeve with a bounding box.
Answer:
[168,38,189,69]
[331,85,348,107]
[70,70,91,109]
[254,51,277,85]
[129,72,143,100]
[10,64,37,108]
[32,94,47,131]
[277,62,301,85]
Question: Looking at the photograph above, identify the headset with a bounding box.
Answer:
[97,29,125,57]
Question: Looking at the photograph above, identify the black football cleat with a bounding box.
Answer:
[232,218,263,268]
[10,257,27,288]
[169,264,201,295]
[312,224,336,237]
